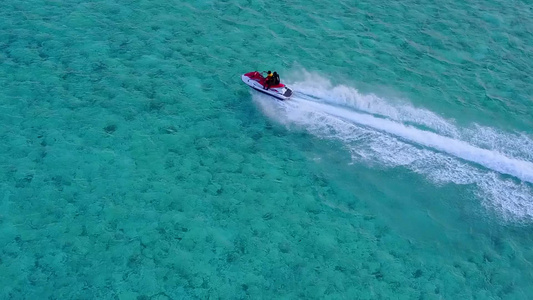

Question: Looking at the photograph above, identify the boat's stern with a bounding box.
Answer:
[283,87,293,99]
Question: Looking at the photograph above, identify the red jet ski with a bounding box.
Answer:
[241,71,293,101]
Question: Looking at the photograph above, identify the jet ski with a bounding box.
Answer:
[241,71,293,101]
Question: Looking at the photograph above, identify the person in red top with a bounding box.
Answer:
[264,71,274,89]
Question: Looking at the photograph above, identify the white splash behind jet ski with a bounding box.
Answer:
[241,71,293,101]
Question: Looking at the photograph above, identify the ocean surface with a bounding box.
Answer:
[1,0,532,299]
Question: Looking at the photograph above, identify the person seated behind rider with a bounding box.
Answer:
[264,71,273,89]
[272,72,280,85]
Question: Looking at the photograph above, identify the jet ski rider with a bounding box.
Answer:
[263,70,280,90]
[264,71,273,89]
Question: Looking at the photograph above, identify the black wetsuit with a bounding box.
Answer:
[273,72,280,85]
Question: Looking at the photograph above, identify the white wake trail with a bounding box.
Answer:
[295,97,533,184]
[251,81,533,221]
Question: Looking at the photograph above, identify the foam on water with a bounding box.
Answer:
[253,73,533,221]
[289,70,462,138]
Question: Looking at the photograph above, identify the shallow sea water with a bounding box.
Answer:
[1,0,533,299]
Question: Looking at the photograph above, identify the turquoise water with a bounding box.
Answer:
[1,0,533,298]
